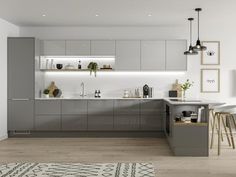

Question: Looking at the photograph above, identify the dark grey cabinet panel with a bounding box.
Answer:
[140,100,163,115]
[8,38,35,99]
[114,100,140,115]
[62,115,87,130]
[140,114,163,130]
[35,115,61,130]
[62,100,87,115]
[88,100,113,115]
[88,115,113,130]
[8,100,34,130]
[35,100,61,115]
[114,115,139,130]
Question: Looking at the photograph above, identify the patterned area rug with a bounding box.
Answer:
[0,162,155,177]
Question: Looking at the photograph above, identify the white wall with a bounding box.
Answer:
[19,12,236,103]
[0,18,19,140]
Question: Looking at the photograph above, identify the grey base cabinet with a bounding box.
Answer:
[35,115,61,130]
[8,100,34,131]
[88,115,113,130]
[62,115,87,130]
[114,115,139,130]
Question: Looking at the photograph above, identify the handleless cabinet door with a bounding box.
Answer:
[8,38,35,99]
[166,40,187,71]
[115,40,141,71]
[91,40,115,56]
[62,100,87,115]
[35,115,61,130]
[8,100,34,130]
[141,40,166,71]
[35,100,61,115]
[40,40,66,55]
[66,40,90,55]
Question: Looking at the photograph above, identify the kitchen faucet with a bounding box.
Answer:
[80,82,86,97]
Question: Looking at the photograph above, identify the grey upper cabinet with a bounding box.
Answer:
[115,40,141,71]
[141,40,166,71]
[8,100,34,130]
[91,40,116,56]
[40,40,66,55]
[166,40,187,71]
[8,37,35,99]
[66,40,90,55]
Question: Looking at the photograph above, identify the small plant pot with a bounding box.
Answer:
[43,94,49,98]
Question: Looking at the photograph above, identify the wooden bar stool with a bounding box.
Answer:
[210,105,236,155]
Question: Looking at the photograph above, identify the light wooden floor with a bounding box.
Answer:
[0,137,236,177]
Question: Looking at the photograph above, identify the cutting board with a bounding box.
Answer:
[47,81,58,97]
[172,79,182,97]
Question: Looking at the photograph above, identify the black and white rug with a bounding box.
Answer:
[0,162,155,177]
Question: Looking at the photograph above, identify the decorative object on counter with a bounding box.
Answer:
[87,62,98,77]
[201,69,220,93]
[143,84,152,98]
[47,81,61,97]
[78,60,82,69]
[43,89,50,98]
[94,90,101,98]
[197,106,205,122]
[50,59,54,69]
[182,111,193,117]
[190,113,198,123]
[175,114,182,122]
[169,90,178,97]
[201,41,220,65]
[56,64,63,70]
[123,90,129,98]
[193,8,207,51]
[184,18,198,55]
[181,79,194,100]
[134,88,140,98]
[45,59,49,69]
[53,88,62,98]
[65,63,75,70]
[172,79,182,97]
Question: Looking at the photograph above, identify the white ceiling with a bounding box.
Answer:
[0,0,234,26]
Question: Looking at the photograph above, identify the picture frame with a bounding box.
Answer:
[201,69,220,93]
[201,41,220,65]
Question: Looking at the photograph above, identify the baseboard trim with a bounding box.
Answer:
[0,134,8,141]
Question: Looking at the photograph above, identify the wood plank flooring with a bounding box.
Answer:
[0,138,236,177]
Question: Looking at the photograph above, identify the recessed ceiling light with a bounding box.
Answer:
[95,14,99,17]
[42,14,46,17]
[148,14,152,17]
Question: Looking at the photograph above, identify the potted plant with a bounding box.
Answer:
[181,79,194,100]
[43,89,50,98]
[87,62,98,77]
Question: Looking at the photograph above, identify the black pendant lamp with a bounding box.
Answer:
[193,8,207,51]
[184,18,198,55]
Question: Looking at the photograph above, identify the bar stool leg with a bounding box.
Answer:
[221,114,231,146]
[228,115,235,149]
[210,112,216,149]
[218,113,221,155]
[231,115,236,129]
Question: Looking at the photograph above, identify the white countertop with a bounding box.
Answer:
[35,97,222,105]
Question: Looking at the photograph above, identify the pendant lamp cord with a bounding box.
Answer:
[190,20,192,45]
[198,11,200,40]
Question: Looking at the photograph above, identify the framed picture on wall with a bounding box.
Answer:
[201,69,220,93]
[201,41,220,65]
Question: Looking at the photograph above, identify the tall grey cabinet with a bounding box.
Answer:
[8,37,35,131]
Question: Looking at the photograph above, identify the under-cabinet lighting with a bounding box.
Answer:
[44,71,186,76]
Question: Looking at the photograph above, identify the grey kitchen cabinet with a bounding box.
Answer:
[88,100,113,115]
[7,37,35,131]
[61,100,88,130]
[61,100,87,115]
[62,115,87,130]
[91,40,116,56]
[141,40,166,71]
[88,100,114,130]
[40,40,66,55]
[35,100,61,115]
[8,100,34,131]
[114,100,140,130]
[115,40,141,71]
[66,40,91,55]
[166,40,187,71]
[8,37,35,99]
[88,115,113,130]
[140,100,163,131]
[35,115,61,130]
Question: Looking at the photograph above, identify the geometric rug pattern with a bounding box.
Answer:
[0,162,155,177]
